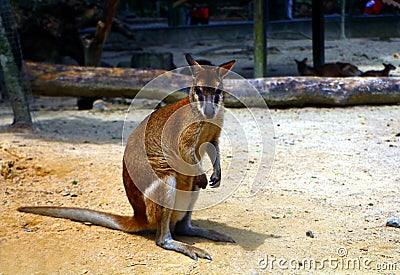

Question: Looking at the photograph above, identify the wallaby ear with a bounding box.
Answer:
[186,54,204,77]
[294,59,302,64]
[186,54,200,67]
[218,60,236,78]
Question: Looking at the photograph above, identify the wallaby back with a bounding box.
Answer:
[361,63,396,77]
[295,58,362,77]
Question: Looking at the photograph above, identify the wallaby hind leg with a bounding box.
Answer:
[156,207,212,261]
[174,210,235,243]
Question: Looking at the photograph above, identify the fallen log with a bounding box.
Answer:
[25,61,163,97]
[224,76,400,107]
[25,62,400,107]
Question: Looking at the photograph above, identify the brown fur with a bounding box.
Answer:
[295,58,362,77]
[361,63,396,77]
[18,54,236,260]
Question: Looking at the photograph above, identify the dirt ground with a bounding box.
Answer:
[1,38,400,274]
[102,37,400,78]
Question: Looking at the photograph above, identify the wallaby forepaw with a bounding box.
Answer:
[195,174,208,189]
[209,173,221,188]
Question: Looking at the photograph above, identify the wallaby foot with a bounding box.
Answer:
[156,237,212,261]
[175,223,235,243]
[174,211,235,243]
[157,206,212,260]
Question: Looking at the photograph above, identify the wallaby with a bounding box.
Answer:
[295,58,362,77]
[18,54,236,261]
[361,63,396,77]
[294,58,316,76]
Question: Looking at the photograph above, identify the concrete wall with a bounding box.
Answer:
[120,15,400,45]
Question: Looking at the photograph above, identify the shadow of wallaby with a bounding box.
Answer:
[189,219,279,251]
[131,218,276,252]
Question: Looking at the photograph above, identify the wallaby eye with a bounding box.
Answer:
[194,87,204,100]
[214,94,220,104]
[194,87,202,94]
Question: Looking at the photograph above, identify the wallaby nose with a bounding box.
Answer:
[203,102,216,119]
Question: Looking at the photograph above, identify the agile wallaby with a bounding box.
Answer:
[18,54,236,260]
[295,58,362,77]
[361,63,396,77]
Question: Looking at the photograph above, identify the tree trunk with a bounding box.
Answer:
[81,0,119,66]
[253,0,268,78]
[340,0,346,40]
[0,5,32,129]
[25,62,400,108]
[312,0,325,67]
[79,0,119,110]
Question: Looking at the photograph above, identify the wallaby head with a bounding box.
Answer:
[294,58,307,65]
[361,62,396,76]
[186,54,235,119]
[383,63,396,71]
[294,58,315,76]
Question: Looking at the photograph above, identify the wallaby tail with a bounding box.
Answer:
[18,207,147,233]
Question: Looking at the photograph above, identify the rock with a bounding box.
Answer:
[386,217,400,228]
[92,99,109,112]
[306,230,315,238]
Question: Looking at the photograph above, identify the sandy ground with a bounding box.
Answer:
[1,38,400,274]
[102,37,400,78]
